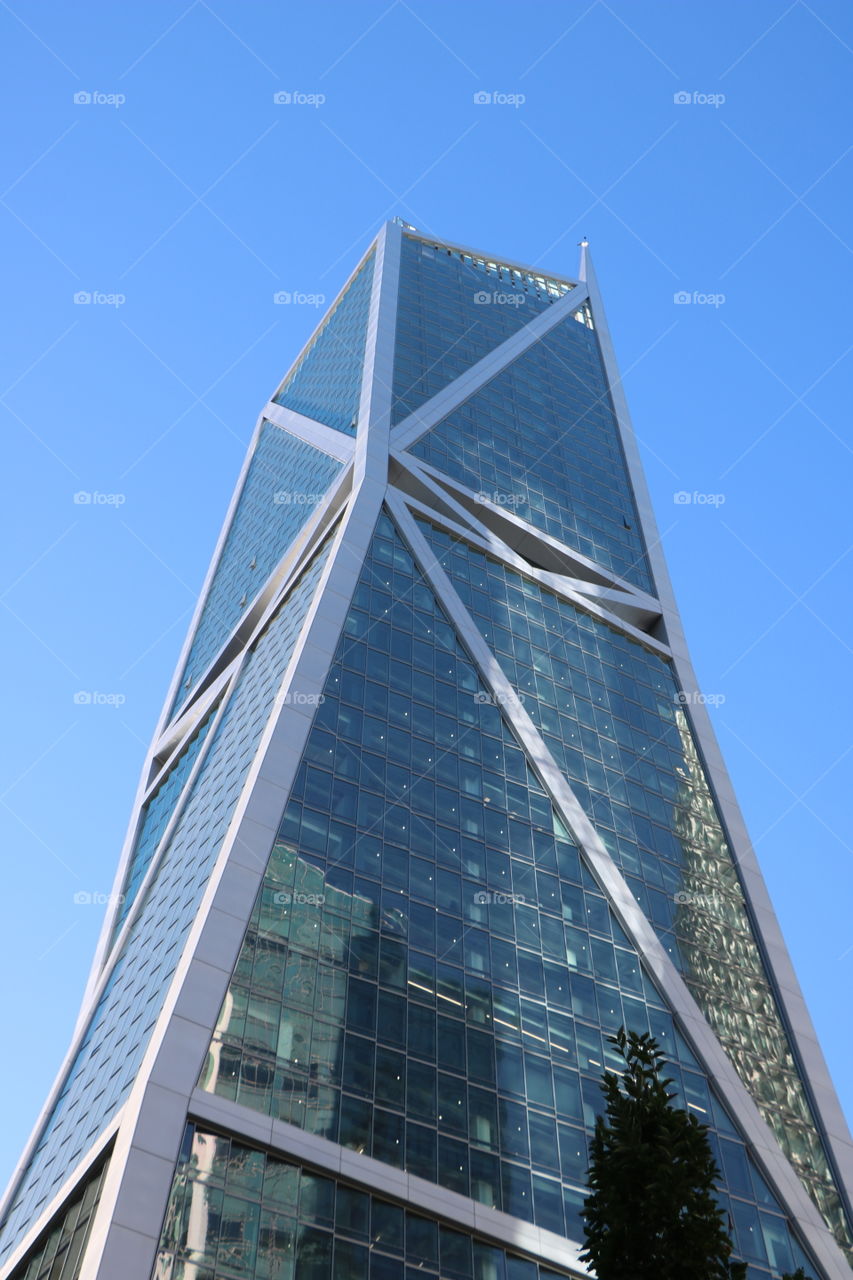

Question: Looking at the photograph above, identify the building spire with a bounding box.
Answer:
[578,237,590,283]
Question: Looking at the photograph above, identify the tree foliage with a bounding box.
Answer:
[580,1028,747,1280]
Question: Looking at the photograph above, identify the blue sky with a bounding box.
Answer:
[1,0,851,1192]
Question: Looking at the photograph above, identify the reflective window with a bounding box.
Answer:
[10,1157,110,1280]
[415,514,850,1257]
[156,1124,582,1280]
[172,422,341,716]
[409,314,653,590]
[273,251,375,435]
[112,702,218,936]
[198,512,817,1276]
[0,545,332,1268]
[392,234,573,426]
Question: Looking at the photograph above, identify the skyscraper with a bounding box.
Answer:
[1,220,851,1280]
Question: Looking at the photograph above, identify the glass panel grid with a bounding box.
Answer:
[415,513,850,1258]
[111,703,218,936]
[197,512,815,1277]
[10,1156,110,1280]
[273,251,375,435]
[0,544,332,1266]
[392,234,572,427]
[171,422,341,716]
[410,314,653,591]
[156,1123,581,1280]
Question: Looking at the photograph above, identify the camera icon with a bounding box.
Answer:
[74,291,92,305]
[673,91,691,105]
[74,691,92,704]
[473,691,492,705]
[273,291,291,304]
[673,291,691,304]
[674,890,692,904]
[73,91,92,105]
[273,91,292,105]
[473,290,491,305]
[273,891,292,905]
[473,91,492,105]
[473,891,491,904]
[673,491,691,505]
[73,890,93,904]
[73,491,92,505]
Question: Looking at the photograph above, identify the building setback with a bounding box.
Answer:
[1,222,851,1280]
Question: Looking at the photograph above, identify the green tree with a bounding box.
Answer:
[581,1027,747,1280]
[781,1270,812,1279]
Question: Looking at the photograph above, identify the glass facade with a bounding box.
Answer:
[172,422,342,716]
[111,702,218,937]
[0,544,332,1266]
[156,1124,583,1280]
[414,514,851,1257]
[409,315,653,591]
[3,225,848,1280]
[195,512,817,1278]
[273,251,375,436]
[392,234,574,426]
[9,1157,109,1280]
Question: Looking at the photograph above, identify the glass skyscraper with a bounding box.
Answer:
[1,221,851,1280]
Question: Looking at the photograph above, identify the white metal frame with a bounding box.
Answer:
[2,222,850,1280]
[0,227,396,1280]
[393,449,661,606]
[391,482,666,647]
[391,283,589,453]
[79,407,353,1002]
[389,490,850,1279]
[578,243,853,1229]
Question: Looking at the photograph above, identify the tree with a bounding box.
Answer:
[782,1270,812,1280]
[581,1027,747,1280]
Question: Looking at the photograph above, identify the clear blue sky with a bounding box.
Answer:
[1,0,851,1192]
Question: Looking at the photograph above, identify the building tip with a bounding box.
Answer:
[578,237,590,282]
